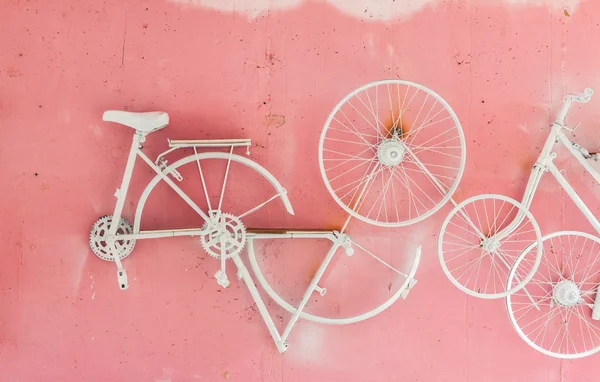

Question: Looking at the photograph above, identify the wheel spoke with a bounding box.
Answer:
[320,80,464,226]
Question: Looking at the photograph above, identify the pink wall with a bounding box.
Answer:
[2,0,600,380]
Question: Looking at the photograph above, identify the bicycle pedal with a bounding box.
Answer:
[215,270,230,288]
[117,268,129,290]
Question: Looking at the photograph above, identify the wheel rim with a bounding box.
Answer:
[507,231,600,358]
[246,237,421,325]
[438,194,543,299]
[319,79,466,227]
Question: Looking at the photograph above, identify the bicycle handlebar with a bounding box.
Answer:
[555,87,594,126]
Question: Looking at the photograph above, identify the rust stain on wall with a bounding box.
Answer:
[263,114,286,128]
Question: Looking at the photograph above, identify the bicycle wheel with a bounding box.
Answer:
[246,235,420,324]
[507,231,600,359]
[319,79,465,227]
[438,194,543,298]
[134,151,294,259]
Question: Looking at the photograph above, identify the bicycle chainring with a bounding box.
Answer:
[89,215,136,261]
[200,212,246,259]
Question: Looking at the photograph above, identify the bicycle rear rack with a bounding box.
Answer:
[168,138,251,148]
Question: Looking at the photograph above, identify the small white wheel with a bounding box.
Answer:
[319,79,465,227]
[438,194,543,298]
[89,215,136,261]
[507,231,600,359]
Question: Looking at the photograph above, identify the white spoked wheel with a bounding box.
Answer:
[507,231,600,359]
[438,194,543,299]
[319,79,466,227]
[246,236,421,325]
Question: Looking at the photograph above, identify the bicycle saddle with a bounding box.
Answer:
[102,110,169,133]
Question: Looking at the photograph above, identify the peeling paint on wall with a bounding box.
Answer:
[168,0,584,21]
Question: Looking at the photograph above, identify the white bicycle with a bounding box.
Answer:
[439,87,600,358]
[89,79,464,352]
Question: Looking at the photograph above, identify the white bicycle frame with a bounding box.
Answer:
[490,88,600,309]
[500,88,598,238]
[438,88,598,302]
[100,130,419,353]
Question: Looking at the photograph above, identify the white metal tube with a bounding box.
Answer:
[118,228,207,240]
[546,160,600,236]
[168,138,252,148]
[246,230,337,240]
[492,126,560,240]
[592,285,600,320]
[341,163,380,233]
[137,150,211,223]
[217,147,234,212]
[557,130,600,186]
[280,244,339,342]
[555,98,573,126]
[109,136,141,236]
[230,254,287,352]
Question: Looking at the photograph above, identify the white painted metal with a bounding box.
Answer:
[91,103,423,352]
[168,138,252,148]
[438,194,543,299]
[133,152,295,227]
[593,286,600,321]
[318,79,466,227]
[507,231,600,359]
[247,237,421,324]
[89,215,136,261]
[438,87,600,302]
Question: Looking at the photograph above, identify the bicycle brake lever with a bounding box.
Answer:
[117,268,129,290]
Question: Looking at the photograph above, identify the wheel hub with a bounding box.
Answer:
[200,212,247,259]
[480,237,501,253]
[377,139,405,167]
[553,280,581,307]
